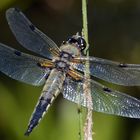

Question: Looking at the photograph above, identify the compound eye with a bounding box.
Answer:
[67,38,77,44]
[77,37,86,51]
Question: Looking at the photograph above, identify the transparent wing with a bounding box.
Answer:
[71,56,140,86]
[63,77,140,118]
[0,43,51,86]
[6,8,59,59]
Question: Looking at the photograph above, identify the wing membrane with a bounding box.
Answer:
[63,77,140,118]
[72,56,140,86]
[6,8,59,59]
[0,43,50,86]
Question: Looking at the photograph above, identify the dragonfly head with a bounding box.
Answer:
[66,35,86,52]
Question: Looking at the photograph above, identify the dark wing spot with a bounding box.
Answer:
[14,7,21,13]
[29,24,35,31]
[14,50,21,56]
[103,87,112,93]
[118,63,127,68]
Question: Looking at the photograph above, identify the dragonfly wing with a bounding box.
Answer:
[0,43,51,86]
[6,8,59,59]
[72,56,140,86]
[63,77,140,118]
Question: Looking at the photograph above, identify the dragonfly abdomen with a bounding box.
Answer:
[25,69,65,136]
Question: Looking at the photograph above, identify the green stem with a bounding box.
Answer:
[78,0,93,139]
[78,1,90,139]
[82,0,93,140]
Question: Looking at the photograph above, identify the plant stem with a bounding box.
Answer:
[82,0,93,140]
[82,0,89,54]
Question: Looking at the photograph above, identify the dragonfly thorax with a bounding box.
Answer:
[54,60,70,72]
[60,44,81,57]
[59,51,73,61]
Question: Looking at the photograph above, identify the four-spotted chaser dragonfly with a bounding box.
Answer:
[0,8,140,136]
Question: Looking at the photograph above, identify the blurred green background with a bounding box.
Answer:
[0,0,140,140]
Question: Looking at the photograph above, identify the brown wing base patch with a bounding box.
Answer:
[67,69,83,81]
[39,60,54,68]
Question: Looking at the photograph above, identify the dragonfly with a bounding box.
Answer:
[0,8,140,136]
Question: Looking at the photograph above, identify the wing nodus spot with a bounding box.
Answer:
[103,87,112,93]
[119,63,127,68]
[29,24,35,31]
[14,50,21,56]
